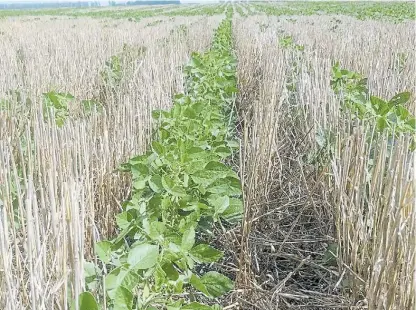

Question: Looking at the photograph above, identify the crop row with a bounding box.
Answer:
[274,30,415,151]
[77,8,241,310]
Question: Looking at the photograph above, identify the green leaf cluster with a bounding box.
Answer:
[42,90,103,127]
[277,33,304,103]
[100,44,147,91]
[253,2,415,22]
[278,35,304,51]
[330,63,415,145]
[42,90,73,127]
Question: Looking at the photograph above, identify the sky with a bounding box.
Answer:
[0,0,217,2]
[0,0,99,2]
[0,0,187,3]
[0,0,222,4]
[1,0,107,2]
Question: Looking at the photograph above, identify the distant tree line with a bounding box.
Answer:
[0,1,181,10]
[125,1,180,5]
[0,2,101,10]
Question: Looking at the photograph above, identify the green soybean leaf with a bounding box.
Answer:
[167,300,184,310]
[186,148,206,160]
[190,171,216,187]
[190,244,223,263]
[162,175,187,197]
[162,262,180,281]
[149,175,163,193]
[95,241,112,264]
[154,264,167,289]
[171,185,187,197]
[148,195,162,216]
[127,243,159,270]
[406,117,415,129]
[182,201,209,212]
[84,261,97,279]
[112,225,133,246]
[190,169,227,187]
[55,117,65,127]
[116,211,132,230]
[78,292,98,310]
[174,279,184,293]
[183,173,189,188]
[207,195,230,215]
[204,161,229,172]
[190,274,210,297]
[143,219,166,240]
[214,146,231,158]
[370,96,389,116]
[221,198,243,223]
[181,226,195,251]
[152,109,164,120]
[105,266,139,300]
[113,286,133,310]
[389,92,411,107]
[191,101,204,114]
[377,116,388,132]
[127,154,147,166]
[351,101,367,119]
[207,177,242,196]
[172,103,182,118]
[183,106,197,119]
[133,179,147,190]
[152,141,165,156]
[131,163,149,180]
[201,271,234,298]
[396,105,410,120]
[162,174,175,191]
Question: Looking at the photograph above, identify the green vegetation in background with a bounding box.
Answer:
[0,4,226,19]
[0,6,163,18]
[234,4,247,18]
[1,2,413,20]
[254,1,415,22]
[78,7,241,310]
[241,2,256,16]
[164,5,225,17]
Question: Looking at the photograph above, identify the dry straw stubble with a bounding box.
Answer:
[0,15,222,310]
[233,15,415,310]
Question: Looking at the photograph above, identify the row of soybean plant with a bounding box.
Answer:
[78,8,242,310]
